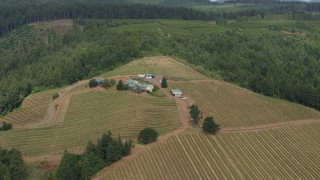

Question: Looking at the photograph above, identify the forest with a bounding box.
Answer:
[1,1,320,35]
[0,17,319,116]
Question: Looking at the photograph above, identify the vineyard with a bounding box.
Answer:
[0,91,180,156]
[96,123,320,180]
[0,89,59,126]
[100,56,209,81]
[169,80,320,128]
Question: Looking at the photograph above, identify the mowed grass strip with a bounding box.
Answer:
[169,80,320,128]
[0,89,59,126]
[100,56,209,81]
[96,123,320,180]
[0,91,180,156]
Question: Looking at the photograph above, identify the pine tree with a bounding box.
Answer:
[7,149,27,180]
[80,151,106,180]
[161,77,168,88]
[116,80,124,91]
[56,151,81,180]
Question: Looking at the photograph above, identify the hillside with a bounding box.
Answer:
[0,56,319,179]
[95,123,320,179]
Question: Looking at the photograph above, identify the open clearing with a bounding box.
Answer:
[169,80,320,128]
[95,123,320,180]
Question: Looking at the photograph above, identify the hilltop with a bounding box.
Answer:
[0,56,319,179]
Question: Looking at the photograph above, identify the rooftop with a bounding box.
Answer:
[171,89,183,94]
[140,83,152,88]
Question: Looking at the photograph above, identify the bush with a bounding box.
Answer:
[138,128,158,144]
[52,93,59,100]
[153,85,159,92]
[88,79,98,88]
[202,116,220,134]
[0,122,12,131]
[116,80,128,91]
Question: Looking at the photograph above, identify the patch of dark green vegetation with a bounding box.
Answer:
[138,128,159,144]
[0,121,12,131]
[53,131,133,180]
[0,148,27,180]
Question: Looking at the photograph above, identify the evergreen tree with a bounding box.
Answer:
[96,131,112,159]
[7,149,27,180]
[116,80,124,91]
[56,151,81,180]
[190,104,201,124]
[161,77,168,88]
[80,151,106,180]
[122,139,133,156]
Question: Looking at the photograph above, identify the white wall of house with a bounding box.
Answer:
[146,85,154,92]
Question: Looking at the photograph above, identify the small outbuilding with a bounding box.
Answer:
[171,89,183,97]
[145,74,156,79]
[95,79,105,87]
[140,84,154,92]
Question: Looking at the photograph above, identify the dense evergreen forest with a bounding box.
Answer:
[0,17,319,116]
[1,1,320,35]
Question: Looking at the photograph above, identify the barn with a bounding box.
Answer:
[171,89,183,97]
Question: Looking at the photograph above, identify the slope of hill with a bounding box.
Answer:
[95,123,320,179]
[0,89,59,127]
[169,80,320,128]
[100,56,210,80]
[0,55,319,179]
[0,90,180,156]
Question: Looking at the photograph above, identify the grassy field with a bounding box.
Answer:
[0,90,180,156]
[96,123,320,179]
[100,56,209,81]
[0,89,58,126]
[169,80,320,128]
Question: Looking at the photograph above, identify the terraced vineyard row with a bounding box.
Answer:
[97,123,320,180]
[169,81,320,128]
[101,56,209,81]
[0,91,181,156]
[0,89,59,126]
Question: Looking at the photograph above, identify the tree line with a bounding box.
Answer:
[1,1,320,35]
[55,131,132,179]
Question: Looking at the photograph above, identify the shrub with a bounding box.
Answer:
[202,116,220,134]
[52,93,59,100]
[153,85,159,92]
[138,128,158,144]
[88,79,98,88]
[0,121,12,131]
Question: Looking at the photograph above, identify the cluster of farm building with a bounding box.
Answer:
[94,73,184,97]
